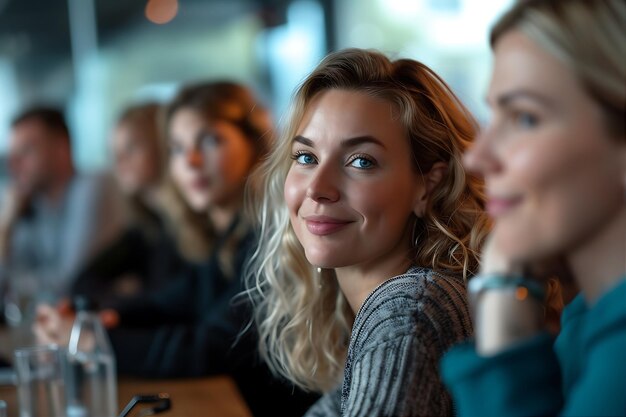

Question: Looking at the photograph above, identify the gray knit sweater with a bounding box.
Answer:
[304,266,472,417]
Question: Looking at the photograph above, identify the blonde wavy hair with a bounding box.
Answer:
[491,0,625,139]
[246,49,490,392]
[160,81,272,274]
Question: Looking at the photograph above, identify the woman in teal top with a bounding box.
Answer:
[441,0,626,416]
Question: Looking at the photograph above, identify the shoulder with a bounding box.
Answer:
[363,266,467,303]
[557,281,626,415]
[351,267,471,353]
[583,279,626,350]
[355,267,469,331]
[63,172,112,210]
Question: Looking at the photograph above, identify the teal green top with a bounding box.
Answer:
[441,278,626,417]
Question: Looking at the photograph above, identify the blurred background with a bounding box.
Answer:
[0,0,513,175]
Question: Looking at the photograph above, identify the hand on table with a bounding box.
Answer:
[32,301,74,346]
[32,299,121,347]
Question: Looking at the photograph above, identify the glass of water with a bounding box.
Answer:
[13,345,66,417]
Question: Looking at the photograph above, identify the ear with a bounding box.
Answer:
[413,162,448,217]
[56,138,72,158]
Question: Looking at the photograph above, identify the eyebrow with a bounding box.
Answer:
[292,135,386,149]
[490,90,555,109]
[168,128,212,145]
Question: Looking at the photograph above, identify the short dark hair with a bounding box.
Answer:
[11,106,71,142]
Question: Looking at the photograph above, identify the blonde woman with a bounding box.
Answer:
[247,48,489,416]
[441,1,626,416]
[70,102,180,305]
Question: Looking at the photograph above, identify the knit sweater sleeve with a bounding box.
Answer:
[344,315,452,416]
[340,271,472,417]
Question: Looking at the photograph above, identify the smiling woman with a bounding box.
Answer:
[441,1,626,416]
[285,89,431,291]
[246,48,490,416]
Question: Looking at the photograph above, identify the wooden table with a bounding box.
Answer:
[0,375,252,417]
[1,325,251,417]
[118,377,251,417]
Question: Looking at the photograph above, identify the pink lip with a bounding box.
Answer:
[304,215,353,236]
[486,196,522,217]
[190,177,210,190]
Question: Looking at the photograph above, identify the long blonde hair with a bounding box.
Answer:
[246,49,489,392]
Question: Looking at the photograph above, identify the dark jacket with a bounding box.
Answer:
[71,209,185,308]
[105,218,319,416]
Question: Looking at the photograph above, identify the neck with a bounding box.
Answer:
[42,169,74,206]
[139,184,163,213]
[335,241,413,314]
[568,206,626,304]
[208,203,240,234]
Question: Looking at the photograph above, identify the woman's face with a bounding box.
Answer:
[168,107,256,212]
[464,30,626,265]
[284,89,425,271]
[112,121,161,195]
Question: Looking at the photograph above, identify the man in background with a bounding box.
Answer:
[0,106,125,322]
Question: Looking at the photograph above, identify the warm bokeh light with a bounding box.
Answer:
[515,287,529,301]
[145,0,178,25]
[0,0,515,167]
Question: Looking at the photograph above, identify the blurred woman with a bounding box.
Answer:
[71,103,183,305]
[246,48,489,416]
[441,1,626,415]
[36,81,318,416]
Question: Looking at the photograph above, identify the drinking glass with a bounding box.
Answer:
[13,345,66,417]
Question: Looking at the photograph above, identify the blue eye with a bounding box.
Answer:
[516,112,539,128]
[200,134,219,149]
[349,156,375,169]
[293,152,317,165]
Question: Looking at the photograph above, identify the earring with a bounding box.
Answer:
[316,267,323,289]
[412,219,423,248]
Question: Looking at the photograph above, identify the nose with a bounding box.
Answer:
[185,147,204,169]
[306,162,340,203]
[463,124,502,177]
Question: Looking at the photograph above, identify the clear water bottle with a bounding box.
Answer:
[66,296,117,417]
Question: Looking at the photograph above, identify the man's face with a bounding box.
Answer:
[8,120,58,197]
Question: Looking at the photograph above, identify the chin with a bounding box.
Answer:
[120,183,139,196]
[304,250,351,269]
[187,198,209,213]
[304,252,333,269]
[500,234,558,266]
